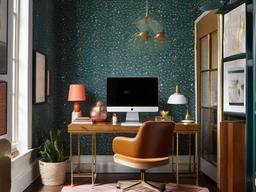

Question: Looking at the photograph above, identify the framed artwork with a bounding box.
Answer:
[223,3,246,58]
[223,59,246,114]
[0,81,7,135]
[0,0,8,74]
[47,70,50,97]
[34,52,46,104]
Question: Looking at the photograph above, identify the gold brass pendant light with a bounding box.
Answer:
[155,31,167,41]
[129,0,167,50]
[136,0,167,42]
[138,31,150,41]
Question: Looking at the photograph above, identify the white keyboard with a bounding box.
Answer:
[121,122,142,126]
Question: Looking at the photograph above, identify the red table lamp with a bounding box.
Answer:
[68,84,86,121]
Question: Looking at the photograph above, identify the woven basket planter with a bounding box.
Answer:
[39,160,67,186]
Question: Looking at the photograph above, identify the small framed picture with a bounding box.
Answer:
[0,0,8,74]
[223,59,246,114]
[223,3,246,58]
[0,81,7,135]
[34,52,46,104]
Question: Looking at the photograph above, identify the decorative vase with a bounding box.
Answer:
[39,160,67,186]
[160,110,169,121]
[90,101,107,122]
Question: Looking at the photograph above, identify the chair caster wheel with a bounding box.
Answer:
[116,182,121,189]
[160,183,166,192]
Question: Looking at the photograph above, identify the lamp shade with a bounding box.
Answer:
[68,84,86,101]
[167,85,187,105]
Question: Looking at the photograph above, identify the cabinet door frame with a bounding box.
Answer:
[195,11,222,186]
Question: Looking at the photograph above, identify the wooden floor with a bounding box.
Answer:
[24,173,218,192]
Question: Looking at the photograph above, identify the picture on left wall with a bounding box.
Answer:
[0,0,8,74]
[0,81,7,135]
[34,52,46,103]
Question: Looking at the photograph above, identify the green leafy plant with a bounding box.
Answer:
[38,130,67,162]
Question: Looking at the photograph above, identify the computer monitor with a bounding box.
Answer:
[107,77,159,126]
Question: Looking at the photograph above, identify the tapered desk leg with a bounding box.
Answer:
[78,135,80,173]
[176,133,179,184]
[195,132,199,185]
[70,133,73,186]
[171,135,174,173]
[193,135,196,173]
[91,134,97,185]
[189,134,192,173]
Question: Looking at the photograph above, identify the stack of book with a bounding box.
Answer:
[72,117,93,124]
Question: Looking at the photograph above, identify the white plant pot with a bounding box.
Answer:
[39,160,67,186]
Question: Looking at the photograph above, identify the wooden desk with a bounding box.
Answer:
[68,122,200,185]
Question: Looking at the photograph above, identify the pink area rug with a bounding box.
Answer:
[62,183,209,192]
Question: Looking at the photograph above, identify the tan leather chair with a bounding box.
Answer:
[112,121,175,192]
[0,139,11,192]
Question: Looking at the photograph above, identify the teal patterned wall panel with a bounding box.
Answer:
[33,0,201,155]
[33,0,60,147]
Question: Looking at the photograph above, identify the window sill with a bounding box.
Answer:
[11,149,33,162]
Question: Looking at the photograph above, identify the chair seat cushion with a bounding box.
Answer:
[114,153,169,170]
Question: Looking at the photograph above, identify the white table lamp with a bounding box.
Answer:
[168,85,192,121]
[168,85,187,105]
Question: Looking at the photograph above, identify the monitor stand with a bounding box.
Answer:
[121,112,142,126]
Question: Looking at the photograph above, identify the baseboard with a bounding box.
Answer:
[10,154,195,192]
[68,155,196,173]
[200,157,217,182]
[11,150,39,192]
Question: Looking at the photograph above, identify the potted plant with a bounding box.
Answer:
[38,130,67,186]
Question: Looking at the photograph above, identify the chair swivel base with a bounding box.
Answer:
[116,180,166,192]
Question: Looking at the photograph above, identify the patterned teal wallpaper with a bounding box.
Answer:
[33,0,59,147]
[33,0,201,155]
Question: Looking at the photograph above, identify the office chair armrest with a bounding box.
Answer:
[112,136,137,157]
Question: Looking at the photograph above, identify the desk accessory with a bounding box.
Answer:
[68,84,86,121]
[90,101,107,122]
[112,113,117,125]
[160,110,169,121]
[155,115,173,122]
[106,77,158,126]
[181,119,194,125]
[72,117,93,124]
[168,85,192,121]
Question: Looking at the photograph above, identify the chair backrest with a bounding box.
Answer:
[0,138,11,157]
[134,121,175,158]
[0,139,11,192]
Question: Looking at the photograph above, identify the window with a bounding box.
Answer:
[0,0,13,141]
[0,0,32,155]
[14,0,33,153]
[12,0,19,144]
